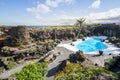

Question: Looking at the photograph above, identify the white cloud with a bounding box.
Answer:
[64,0,76,4]
[45,0,76,7]
[26,0,120,25]
[45,0,58,7]
[55,8,120,25]
[89,0,101,9]
[26,4,51,19]
[86,8,120,23]
[27,4,51,14]
[26,0,76,20]
[54,15,80,25]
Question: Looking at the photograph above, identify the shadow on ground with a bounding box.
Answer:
[47,64,60,77]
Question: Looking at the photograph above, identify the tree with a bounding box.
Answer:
[74,18,86,39]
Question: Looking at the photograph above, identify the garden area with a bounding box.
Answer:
[12,62,48,80]
[54,63,118,80]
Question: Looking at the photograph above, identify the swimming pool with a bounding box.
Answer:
[75,38,108,52]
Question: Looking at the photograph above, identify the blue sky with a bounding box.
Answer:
[0,0,120,25]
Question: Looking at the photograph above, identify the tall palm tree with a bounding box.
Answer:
[74,18,86,39]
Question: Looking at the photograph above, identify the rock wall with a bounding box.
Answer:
[29,28,78,42]
[93,24,120,37]
[7,26,30,46]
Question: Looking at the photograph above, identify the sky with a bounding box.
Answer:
[0,0,120,25]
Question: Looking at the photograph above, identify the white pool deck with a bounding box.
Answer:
[57,36,120,55]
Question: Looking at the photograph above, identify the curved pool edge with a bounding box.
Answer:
[74,38,108,52]
[57,36,120,55]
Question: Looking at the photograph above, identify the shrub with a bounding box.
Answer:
[79,34,84,39]
[111,36,116,39]
[116,42,120,47]
[54,63,118,80]
[48,41,55,48]
[14,42,23,47]
[3,46,10,52]
[14,62,48,80]
[7,61,17,69]
[109,58,116,65]
[36,41,45,45]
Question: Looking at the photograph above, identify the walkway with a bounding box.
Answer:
[0,62,27,79]
[46,47,73,80]
[0,59,40,79]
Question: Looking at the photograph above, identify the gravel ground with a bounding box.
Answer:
[84,54,118,67]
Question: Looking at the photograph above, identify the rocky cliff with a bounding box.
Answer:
[7,26,31,46]
[29,28,78,42]
[93,24,120,37]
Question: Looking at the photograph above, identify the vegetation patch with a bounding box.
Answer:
[13,62,48,80]
[2,46,10,52]
[79,34,84,39]
[32,26,75,31]
[7,61,17,69]
[54,63,118,80]
[14,42,24,47]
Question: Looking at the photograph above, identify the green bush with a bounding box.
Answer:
[7,61,17,69]
[3,46,10,52]
[54,63,118,80]
[111,36,116,39]
[79,34,84,38]
[109,58,116,65]
[14,42,23,47]
[14,62,48,80]
[116,42,120,47]
[48,41,55,48]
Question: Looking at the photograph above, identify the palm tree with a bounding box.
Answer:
[74,18,86,39]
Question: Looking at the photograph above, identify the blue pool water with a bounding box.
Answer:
[75,38,108,52]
